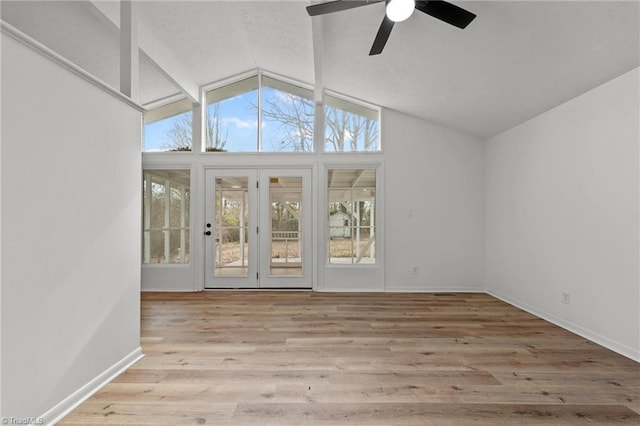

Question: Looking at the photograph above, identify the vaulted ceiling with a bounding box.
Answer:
[2,1,638,139]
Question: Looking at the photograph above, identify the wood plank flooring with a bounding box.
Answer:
[60,292,640,425]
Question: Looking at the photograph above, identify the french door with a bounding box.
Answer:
[204,168,312,289]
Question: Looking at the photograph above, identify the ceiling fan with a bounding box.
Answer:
[306,0,477,55]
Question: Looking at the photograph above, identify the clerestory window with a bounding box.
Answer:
[142,72,381,154]
[143,98,192,152]
[324,94,380,152]
[205,74,314,153]
[261,76,314,152]
[205,76,259,152]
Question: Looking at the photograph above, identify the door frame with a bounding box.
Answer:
[258,168,312,289]
[204,168,258,289]
[203,167,313,289]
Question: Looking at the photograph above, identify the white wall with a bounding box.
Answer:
[0,29,3,420]
[485,67,640,361]
[1,33,142,419]
[384,109,485,292]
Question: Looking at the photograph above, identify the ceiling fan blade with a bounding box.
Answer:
[306,0,384,17]
[369,15,395,56]
[415,0,476,29]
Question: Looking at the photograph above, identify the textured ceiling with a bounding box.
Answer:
[2,1,638,138]
[137,1,315,87]
[322,1,640,138]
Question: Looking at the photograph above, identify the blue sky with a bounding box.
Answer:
[144,88,311,152]
[143,87,377,152]
[144,91,259,152]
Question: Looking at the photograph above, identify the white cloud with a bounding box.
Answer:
[222,117,258,129]
[275,91,294,103]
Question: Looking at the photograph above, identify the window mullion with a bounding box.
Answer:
[258,71,263,152]
[314,91,325,154]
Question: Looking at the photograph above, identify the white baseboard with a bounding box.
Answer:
[141,287,197,292]
[316,286,386,292]
[487,289,640,363]
[275,286,483,293]
[41,347,144,426]
[385,287,484,293]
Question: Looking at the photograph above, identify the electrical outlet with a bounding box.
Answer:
[562,292,571,305]
[412,266,419,276]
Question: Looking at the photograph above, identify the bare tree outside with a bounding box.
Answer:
[204,104,228,151]
[261,91,314,152]
[162,113,191,151]
[260,89,379,152]
[325,106,379,152]
[161,81,379,153]
[162,104,228,151]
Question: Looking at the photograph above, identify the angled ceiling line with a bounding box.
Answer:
[235,6,263,75]
[88,0,200,104]
[311,12,325,99]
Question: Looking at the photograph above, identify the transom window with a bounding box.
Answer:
[324,94,380,152]
[261,76,314,152]
[143,98,192,152]
[143,72,381,154]
[205,74,314,153]
[205,76,259,152]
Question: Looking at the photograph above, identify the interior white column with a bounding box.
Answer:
[120,0,139,101]
[311,14,325,152]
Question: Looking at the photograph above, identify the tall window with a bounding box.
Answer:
[325,94,380,152]
[327,168,376,264]
[143,98,192,152]
[205,74,314,152]
[143,170,191,264]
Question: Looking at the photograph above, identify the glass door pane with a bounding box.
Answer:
[269,176,303,276]
[259,169,312,289]
[214,177,249,277]
[205,169,258,289]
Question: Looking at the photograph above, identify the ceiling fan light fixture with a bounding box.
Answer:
[386,0,415,23]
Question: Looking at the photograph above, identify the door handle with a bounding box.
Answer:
[204,231,211,236]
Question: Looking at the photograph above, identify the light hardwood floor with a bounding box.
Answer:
[61,292,639,425]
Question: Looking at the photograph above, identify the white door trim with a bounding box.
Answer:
[204,167,313,289]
